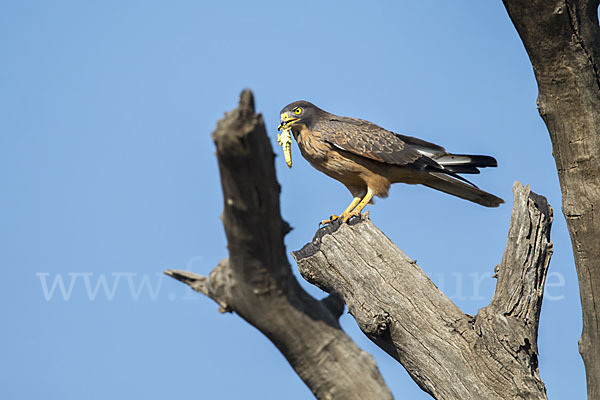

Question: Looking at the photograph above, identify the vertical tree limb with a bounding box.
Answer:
[294,183,552,400]
[166,90,392,400]
[501,1,600,397]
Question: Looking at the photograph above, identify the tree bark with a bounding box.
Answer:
[294,183,553,400]
[165,90,393,400]
[501,1,600,398]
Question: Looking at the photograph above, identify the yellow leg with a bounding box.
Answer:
[342,188,374,222]
[320,196,362,226]
[340,196,362,218]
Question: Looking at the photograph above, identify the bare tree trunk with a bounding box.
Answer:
[165,90,393,400]
[501,1,600,398]
[294,183,553,400]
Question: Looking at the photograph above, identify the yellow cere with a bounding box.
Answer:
[277,127,293,168]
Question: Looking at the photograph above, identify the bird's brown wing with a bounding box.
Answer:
[315,116,430,167]
[393,133,446,156]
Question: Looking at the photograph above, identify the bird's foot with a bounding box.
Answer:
[342,211,362,223]
[319,214,341,226]
[320,211,362,226]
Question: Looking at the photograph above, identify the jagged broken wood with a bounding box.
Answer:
[165,90,392,400]
[294,182,553,400]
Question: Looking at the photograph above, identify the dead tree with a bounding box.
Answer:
[501,1,600,398]
[167,90,553,399]
[166,90,392,400]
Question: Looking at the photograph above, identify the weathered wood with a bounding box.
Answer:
[294,182,552,400]
[501,1,600,397]
[165,90,392,400]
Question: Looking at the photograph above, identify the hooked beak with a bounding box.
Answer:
[278,112,299,131]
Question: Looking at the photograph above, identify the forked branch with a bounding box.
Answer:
[167,90,553,400]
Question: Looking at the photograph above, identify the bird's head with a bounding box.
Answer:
[278,101,321,131]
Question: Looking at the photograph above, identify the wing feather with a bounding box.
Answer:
[393,133,446,157]
[315,116,427,166]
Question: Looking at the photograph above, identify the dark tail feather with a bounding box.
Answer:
[423,172,504,207]
[433,153,498,174]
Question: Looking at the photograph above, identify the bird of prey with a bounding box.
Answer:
[277,101,504,224]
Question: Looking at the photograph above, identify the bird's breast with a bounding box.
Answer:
[293,126,363,183]
[293,126,329,162]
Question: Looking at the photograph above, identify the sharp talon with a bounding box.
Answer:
[320,214,341,226]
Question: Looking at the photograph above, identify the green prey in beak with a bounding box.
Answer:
[277,111,299,131]
[277,112,296,168]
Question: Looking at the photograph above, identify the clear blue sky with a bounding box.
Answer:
[0,1,585,399]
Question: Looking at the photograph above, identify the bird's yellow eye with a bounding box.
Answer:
[293,107,302,115]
